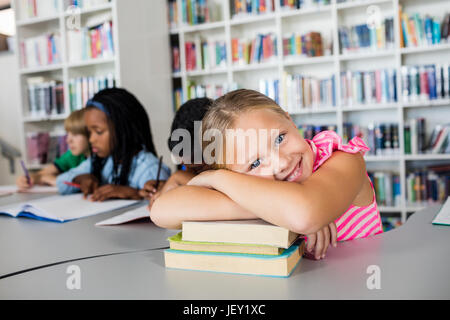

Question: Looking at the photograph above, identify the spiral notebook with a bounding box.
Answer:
[0,194,138,223]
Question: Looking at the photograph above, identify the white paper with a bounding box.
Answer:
[95,205,150,226]
[432,197,450,226]
[0,194,139,222]
[0,185,58,194]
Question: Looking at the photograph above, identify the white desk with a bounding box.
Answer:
[1,203,449,299]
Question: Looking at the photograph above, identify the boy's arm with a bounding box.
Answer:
[150,185,258,230]
[189,151,367,235]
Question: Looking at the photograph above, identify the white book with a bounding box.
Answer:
[432,197,450,226]
[0,194,138,223]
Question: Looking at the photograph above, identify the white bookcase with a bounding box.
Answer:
[12,0,174,172]
[169,0,450,223]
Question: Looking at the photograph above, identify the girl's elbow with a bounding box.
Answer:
[150,197,181,230]
[284,203,320,235]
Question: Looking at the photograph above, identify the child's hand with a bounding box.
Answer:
[73,174,99,199]
[304,222,338,260]
[187,170,218,189]
[90,185,141,202]
[16,175,35,190]
[139,180,166,199]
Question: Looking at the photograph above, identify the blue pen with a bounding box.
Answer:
[20,160,31,185]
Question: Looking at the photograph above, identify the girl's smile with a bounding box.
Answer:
[226,108,315,182]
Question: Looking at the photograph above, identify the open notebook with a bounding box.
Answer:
[0,194,139,223]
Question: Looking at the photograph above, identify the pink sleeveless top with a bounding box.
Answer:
[305,131,383,242]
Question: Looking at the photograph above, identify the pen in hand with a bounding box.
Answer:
[155,156,163,190]
[20,160,31,186]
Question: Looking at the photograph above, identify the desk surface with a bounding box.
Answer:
[0,200,449,299]
[0,193,177,277]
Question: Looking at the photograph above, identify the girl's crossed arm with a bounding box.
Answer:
[187,151,368,235]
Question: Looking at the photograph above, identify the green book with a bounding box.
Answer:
[168,232,286,255]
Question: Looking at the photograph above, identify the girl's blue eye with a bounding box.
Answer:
[250,159,261,170]
[276,134,285,145]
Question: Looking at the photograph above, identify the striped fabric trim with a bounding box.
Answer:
[306,131,383,243]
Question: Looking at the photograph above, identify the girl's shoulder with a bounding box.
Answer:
[306,130,370,172]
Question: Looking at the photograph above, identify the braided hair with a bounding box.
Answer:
[87,88,158,186]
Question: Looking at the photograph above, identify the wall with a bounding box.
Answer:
[0,50,23,185]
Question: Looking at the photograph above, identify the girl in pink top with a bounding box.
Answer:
[151,89,383,260]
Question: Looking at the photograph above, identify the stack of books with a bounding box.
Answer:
[338,17,395,54]
[230,0,275,18]
[340,68,397,107]
[231,33,278,66]
[165,219,304,277]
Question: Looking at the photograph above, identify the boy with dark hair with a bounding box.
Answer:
[140,97,212,208]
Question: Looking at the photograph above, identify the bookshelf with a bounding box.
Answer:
[168,0,450,224]
[12,0,174,173]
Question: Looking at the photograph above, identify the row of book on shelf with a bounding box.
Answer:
[67,20,114,63]
[230,0,275,17]
[401,64,450,103]
[17,0,111,20]
[173,82,238,110]
[26,131,68,166]
[275,73,336,112]
[26,77,65,117]
[340,68,397,107]
[19,33,61,69]
[184,38,227,72]
[16,0,60,20]
[231,33,277,66]
[68,73,116,111]
[338,17,395,54]
[405,119,450,155]
[282,31,328,58]
[68,0,111,9]
[178,0,221,26]
[406,166,449,205]
[399,8,450,48]
[368,171,401,208]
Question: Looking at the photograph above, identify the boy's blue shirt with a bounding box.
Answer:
[56,150,171,194]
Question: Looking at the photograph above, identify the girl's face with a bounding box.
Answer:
[66,132,89,157]
[85,108,112,158]
[226,108,315,183]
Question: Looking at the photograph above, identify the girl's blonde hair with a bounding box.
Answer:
[202,89,288,169]
[64,109,88,137]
